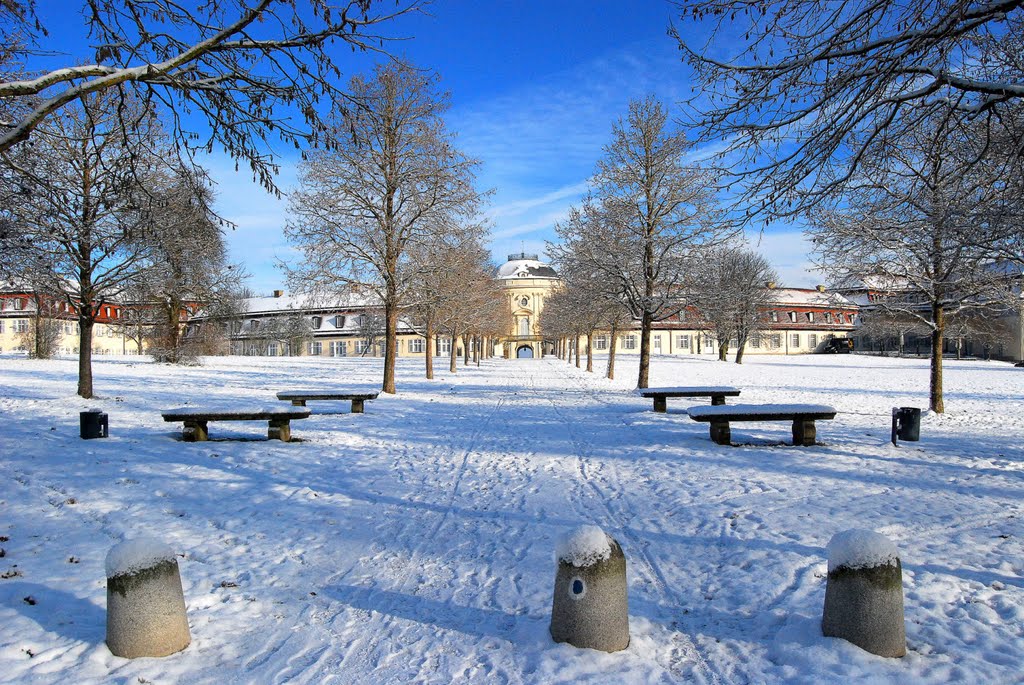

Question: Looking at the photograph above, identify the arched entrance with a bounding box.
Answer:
[516,345,534,359]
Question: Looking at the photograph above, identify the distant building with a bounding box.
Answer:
[492,254,859,358]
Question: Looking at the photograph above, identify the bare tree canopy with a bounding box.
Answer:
[673,0,1024,217]
[286,59,484,394]
[809,114,1023,411]
[552,95,730,387]
[0,0,421,190]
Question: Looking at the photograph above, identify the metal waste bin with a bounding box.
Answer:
[890,407,920,445]
[80,409,109,439]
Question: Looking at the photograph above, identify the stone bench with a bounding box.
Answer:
[687,403,837,446]
[161,406,312,442]
[275,390,380,414]
[638,386,740,413]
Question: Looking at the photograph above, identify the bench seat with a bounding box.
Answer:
[275,391,379,413]
[687,403,837,446]
[162,406,312,442]
[638,386,740,412]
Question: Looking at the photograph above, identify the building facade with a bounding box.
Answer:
[0,289,144,356]
[495,253,559,359]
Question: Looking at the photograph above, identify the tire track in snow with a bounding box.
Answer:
[527,361,727,684]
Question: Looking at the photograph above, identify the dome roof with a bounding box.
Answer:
[497,253,558,280]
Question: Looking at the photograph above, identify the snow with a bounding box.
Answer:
[687,403,836,417]
[637,386,738,395]
[556,525,612,567]
[160,405,312,416]
[826,529,900,572]
[0,352,1022,683]
[105,538,177,578]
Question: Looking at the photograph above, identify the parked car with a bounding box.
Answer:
[821,337,854,354]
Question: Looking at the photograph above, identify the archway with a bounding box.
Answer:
[516,345,534,359]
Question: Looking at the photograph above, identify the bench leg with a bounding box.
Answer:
[711,395,726,406]
[290,399,306,407]
[351,398,365,414]
[792,419,816,446]
[268,419,291,442]
[653,396,667,413]
[183,420,208,442]
[709,421,731,445]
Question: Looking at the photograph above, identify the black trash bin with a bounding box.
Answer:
[80,409,109,439]
[890,407,920,444]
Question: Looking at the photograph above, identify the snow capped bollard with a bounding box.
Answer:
[105,538,191,659]
[821,529,906,658]
[550,525,629,652]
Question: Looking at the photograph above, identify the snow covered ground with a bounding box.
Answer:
[0,352,1021,684]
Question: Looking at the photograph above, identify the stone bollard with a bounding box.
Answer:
[550,525,629,652]
[821,529,906,658]
[106,538,191,659]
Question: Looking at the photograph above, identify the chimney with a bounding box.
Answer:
[816,284,826,292]
[273,290,284,298]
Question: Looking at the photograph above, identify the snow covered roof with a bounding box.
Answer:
[238,291,378,315]
[497,253,559,280]
[768,288,856,308]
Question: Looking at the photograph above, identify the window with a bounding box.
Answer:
[770,311,778,322]
[751,336,761,349]
[677,334,690,350]
[593,335,608,351]
[309,341,323,355]
[519,296,529,307]
[311,316,322,329]
[791,334,800,348]
[519,317,530,336]
[809,334,818,349]
[268,343,279,356]
[14,319,28,333]
[333,315,345,328]
[437,337,451,354]
[250,319,260,331]
[788,311,797,323]
[623,335,637,350]
[824,312,832,323]
[770,334,782,349]
[330,341,346,357]
[12,299,24,311]
[0,321,4,333]
[409,338,425,353]
[355,340,368,355]
[806,312,814,323]
[653,336,661,351]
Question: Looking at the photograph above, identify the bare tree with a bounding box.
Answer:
[136,166,245,364]
[0,1,420,190]
[673,0,1024,218]
[286,60,483,394]
[810,115,1022,412]
[688,246,778,364]
[553,96,729,387]
[0,90,171,397]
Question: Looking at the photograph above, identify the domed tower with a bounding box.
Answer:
[497,253,560,358]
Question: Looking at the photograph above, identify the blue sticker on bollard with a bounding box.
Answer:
[569,577,586,599]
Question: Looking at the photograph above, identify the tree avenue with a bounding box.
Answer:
[553,95,729,389]
[286,60,484,395]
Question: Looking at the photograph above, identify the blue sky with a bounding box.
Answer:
[34,1,822,293]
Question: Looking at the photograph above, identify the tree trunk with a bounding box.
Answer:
[606,322,617,380]
[425,318,435,380]
[382,290,399,394]
[463,335,470,366]
[586,331,594,373]
[449,327,458,373]
[735,334,747,364]
[78,317,94,399]
[930,304,945,413]
[574,335,581,368]
[718,340,728,361]
[638,312,652,388]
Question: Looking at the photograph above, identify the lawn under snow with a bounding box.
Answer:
[0,352,1022,684]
